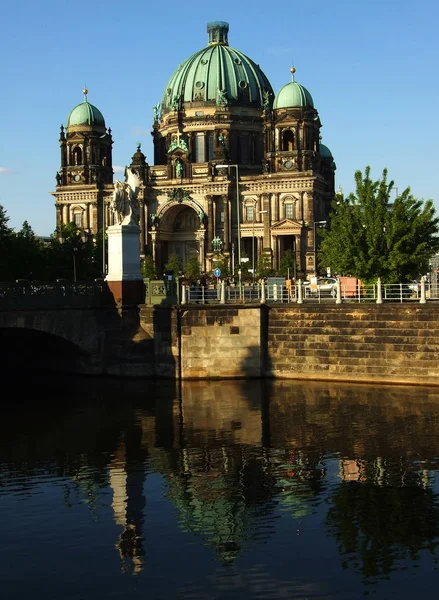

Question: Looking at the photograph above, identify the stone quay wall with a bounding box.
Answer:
[139,303,439,385]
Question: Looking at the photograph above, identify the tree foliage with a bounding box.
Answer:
[184,255,201,283]
[141,254,157,279]
[277,250,296,278]
[318,167,439,283]
[0,208,103,282]
[164,253,182,275]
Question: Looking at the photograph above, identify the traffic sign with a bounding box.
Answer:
[213,268,221,277]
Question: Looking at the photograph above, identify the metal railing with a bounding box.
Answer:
[0,280,108,310]
[1,278,437,310]
[179,278,439,305]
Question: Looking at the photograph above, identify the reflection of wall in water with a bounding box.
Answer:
[267,380,439,460]
[178,381,263,447]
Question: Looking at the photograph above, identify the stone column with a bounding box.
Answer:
[274,193,280,222]
[207,195,214,248]
[197,229,206,268]
[83,204,89,230]
[275,128,280,151]
[56,205,62,230]
[261,194,270,250]
[223,194,230,251]
[139,199,146,251]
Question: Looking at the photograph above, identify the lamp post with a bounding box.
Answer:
[253,209,268,284]
[59,228,88,282]
[216,164,240,273]
[313,220,327,274]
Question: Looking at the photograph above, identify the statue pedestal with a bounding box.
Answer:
[105,224,144,305]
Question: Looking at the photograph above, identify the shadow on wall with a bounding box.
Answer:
[236,304,272,380]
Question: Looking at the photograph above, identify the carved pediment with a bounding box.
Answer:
[67,132,86,142]
[271,218,303,232]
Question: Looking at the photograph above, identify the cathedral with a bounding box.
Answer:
[52,21,335,277]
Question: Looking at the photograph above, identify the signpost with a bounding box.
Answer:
[213,268,221,278]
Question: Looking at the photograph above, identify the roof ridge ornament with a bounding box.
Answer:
[290,66,296,82]
[83,85,88,102]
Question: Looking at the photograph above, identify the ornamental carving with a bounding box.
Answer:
[167,188,192,203]
[168,137,188,153]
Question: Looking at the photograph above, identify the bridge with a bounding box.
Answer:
[3,280,439,385]
[0,281,157,377]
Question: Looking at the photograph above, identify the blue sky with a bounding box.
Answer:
[1,0,438,236]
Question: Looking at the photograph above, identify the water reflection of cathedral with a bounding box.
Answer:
[52,21,335,275]
[106,380,439,574]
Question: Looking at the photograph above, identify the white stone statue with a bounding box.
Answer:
[110,167,141,226]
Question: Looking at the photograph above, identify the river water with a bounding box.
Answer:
[2,375,439,599]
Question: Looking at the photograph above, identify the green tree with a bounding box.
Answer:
[213,255,230,278]
[0,204,14,280]
[184,255,201,284]
[141,254,157,279]
[257,252,273,279]
[239,251,251,283]
[318,167,439,283]
[164,253,182,275]
[277,250,296,278]
[13,221,46,280]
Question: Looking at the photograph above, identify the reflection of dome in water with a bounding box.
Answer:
[164,455,273,563]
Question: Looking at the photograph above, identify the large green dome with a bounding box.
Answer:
[161,22,274,113]
[67,97,105,128]
[319,143,333,158]
[273,73,314,110]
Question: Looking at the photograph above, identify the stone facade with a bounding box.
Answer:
[52,22,335,278]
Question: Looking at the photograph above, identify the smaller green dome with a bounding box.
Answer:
[67,99,105,128]
[273,70,314,110]
[319,143,333,158]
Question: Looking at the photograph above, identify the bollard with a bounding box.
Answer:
[297,279,303,304]
[420,276,426,304]
[261,281,266,304]
[376,277,383,304]
[220,280,225,304]
[336,280,342,304]
[181,285,187,305]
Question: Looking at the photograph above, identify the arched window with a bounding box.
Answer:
[73,211,83,227]
[245,204,254,222]
[194,133,205,162]
[283,196,297,220]
[282,130,294,152]
[284,203,295,220]
[73,146,82,165]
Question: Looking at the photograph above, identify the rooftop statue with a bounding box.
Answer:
[110,167,141,226]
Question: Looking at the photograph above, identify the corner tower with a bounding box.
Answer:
[52,89,114,237]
